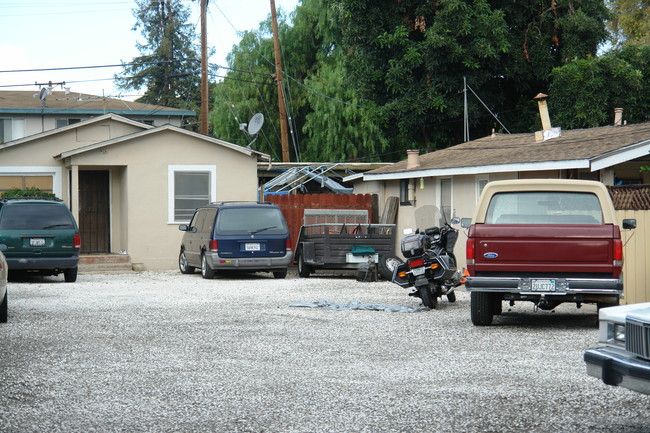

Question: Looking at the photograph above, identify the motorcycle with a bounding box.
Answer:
[390,206,462,309]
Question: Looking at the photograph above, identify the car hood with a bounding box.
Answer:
[599,302,650,324]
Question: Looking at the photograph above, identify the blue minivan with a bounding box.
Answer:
[178,201,292,279]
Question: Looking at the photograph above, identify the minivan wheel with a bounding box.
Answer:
[201,254,215,279]
[273,270,287,279]
[0,291,7,323]
[64,267,78,283]
[179,250,195,274]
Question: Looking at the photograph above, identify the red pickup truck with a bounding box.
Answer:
[462,179,636,326]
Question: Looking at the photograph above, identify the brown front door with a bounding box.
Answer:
[79,170,110,253]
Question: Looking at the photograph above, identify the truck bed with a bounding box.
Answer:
[470,224,618,276]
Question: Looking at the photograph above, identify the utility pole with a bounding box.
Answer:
[270,0,290,162]
[200,0,209,135]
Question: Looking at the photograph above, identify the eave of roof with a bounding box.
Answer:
[361,122,650,181]
[54,124,271,161]
[0,113,151,150]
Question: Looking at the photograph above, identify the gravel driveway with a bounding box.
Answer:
[0,271,648,433]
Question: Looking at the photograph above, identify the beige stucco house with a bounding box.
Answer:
[348,121,650,268]
[0,113,270,270]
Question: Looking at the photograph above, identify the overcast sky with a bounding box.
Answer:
[0,0,299,99]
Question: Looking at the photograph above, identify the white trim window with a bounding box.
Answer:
[0,167,63,198]
[476,176,489,202]
[168,165,216,223]
[0,118,26,143]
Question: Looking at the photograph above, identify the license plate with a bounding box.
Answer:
[30,238,46,247]
[245,243,261,251]
[411,267,425,276]
[532,279,556,292]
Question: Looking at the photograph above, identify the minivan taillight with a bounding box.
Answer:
[73,233,81,250]
[286,238,292,250]
[209,239,218,251]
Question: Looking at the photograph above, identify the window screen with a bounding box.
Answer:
[174,172,210,221]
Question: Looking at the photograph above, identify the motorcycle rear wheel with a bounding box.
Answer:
[418,285,438,309]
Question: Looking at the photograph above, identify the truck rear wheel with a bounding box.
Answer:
[471,292,494,326]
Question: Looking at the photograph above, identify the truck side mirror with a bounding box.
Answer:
[622,219,636,230]
[460,218,472,228]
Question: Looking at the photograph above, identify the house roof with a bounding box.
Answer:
[360,122,650,180]
[0,112,270,162]
[0,90,195,117]
[0,113,151,151]
[54,121,271,162]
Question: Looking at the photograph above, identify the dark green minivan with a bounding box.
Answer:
[0,198,81,282]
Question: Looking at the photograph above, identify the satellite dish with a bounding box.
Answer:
[39,88,47,101]
[247,113,264,136]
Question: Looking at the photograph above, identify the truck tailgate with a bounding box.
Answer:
[472,224,616,273]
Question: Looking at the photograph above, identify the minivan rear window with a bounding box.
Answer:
[485,191,603,225]
[0,204,76,230]
[215,207,287,235]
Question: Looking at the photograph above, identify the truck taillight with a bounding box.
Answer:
[73,233,81,250]
[466,238,475,264]
[209,239,218,251]
[613,239,623,263]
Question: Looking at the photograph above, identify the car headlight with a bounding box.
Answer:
[607,322,626,346]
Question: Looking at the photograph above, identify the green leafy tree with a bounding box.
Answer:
[115,0,202,120]
[210,0,387,162]
[302,61,388,161]
[338,0,610,151]
[607,0,650,46]
[550,44,650,128]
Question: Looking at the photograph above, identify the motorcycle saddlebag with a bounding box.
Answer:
[401,233,430,258]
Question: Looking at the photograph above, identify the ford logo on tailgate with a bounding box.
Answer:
[483,252,499,259]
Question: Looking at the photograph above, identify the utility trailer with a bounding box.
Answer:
[293,209,396,279]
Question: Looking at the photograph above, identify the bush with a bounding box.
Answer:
[1,187,58,199]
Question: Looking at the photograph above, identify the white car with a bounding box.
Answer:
[585,303,650,395]
[0,250,7,323]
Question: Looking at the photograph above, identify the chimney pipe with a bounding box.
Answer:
[406,150,421,169]
[534,93,552,130]
[614,108,623,126]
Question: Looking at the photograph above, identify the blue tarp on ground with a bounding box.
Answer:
[289,300,426,313]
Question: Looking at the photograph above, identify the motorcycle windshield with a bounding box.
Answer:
[414,205,446,232]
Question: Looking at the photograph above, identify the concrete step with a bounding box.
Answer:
[78,254,134,274]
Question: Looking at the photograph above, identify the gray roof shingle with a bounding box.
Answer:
[0,90,195,116]
[368,122,650,175]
